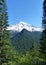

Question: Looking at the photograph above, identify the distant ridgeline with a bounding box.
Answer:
[10,29,41,54]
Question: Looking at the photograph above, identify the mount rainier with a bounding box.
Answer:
[7,21,41,32]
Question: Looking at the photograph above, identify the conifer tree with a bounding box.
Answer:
[0,0,9,64]
[0,0,16,65]
[40,0,46,62]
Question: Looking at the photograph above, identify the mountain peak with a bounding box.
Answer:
[7,21,41,32]
[19,21,27,24]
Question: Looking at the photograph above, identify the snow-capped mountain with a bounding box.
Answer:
[7,21,41,32]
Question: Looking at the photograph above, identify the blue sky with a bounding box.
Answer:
[6,0,43,27]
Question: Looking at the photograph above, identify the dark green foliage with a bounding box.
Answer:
[40,30,46,55]
[0,0,9,64]
[39,0,46,64]
[39,0,46,60]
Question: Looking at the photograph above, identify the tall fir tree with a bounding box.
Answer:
[0,0,17,65]
[40,0,46,61]
[0,0,10,64]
